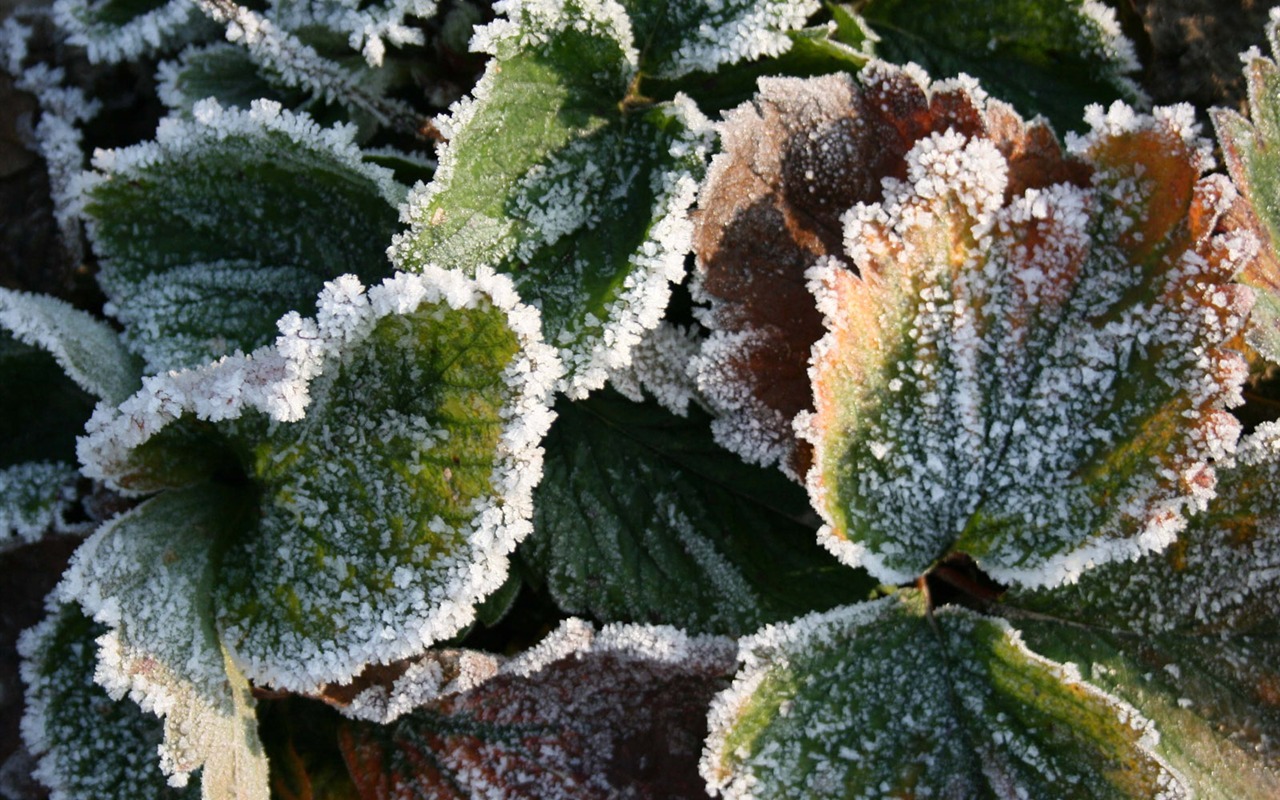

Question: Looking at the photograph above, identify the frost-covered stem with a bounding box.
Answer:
[193,0,439,140]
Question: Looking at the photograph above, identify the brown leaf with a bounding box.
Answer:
[338,622,734,799]
[691,64,1083,479]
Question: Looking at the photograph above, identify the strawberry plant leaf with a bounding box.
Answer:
[267,0,437,66]
[1212,16,1280,365]
[859,0,1143,133]
[390,0,712,397]
[58,484,270,798]
[340,619,734,799]
[53,0,212,63]
[158,43,311,116]
[702,592,1184,798]
[0,461,81,546]
[692,66,1087,478]
[214,270,559,692]
[621,0,818,80]
[802,81,1251,588]
[0,287,143,406]
[524,388,876,636]
[82,99,405,373]
[19,602,200,799]
[1003,423,1280,796]
[76,268,560,693]
[0,289,141,542]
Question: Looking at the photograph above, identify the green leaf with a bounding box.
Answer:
[19,602,200,800]
[524,389,876,636]
[702,593,1186,798]
[1002,423,1280,796]
[622,0,818,79]
[267,0,439,66]
[0,462,81,544]
[158,43,308,115]
[390,0,711,396]
[59,485,270,799]
[54,0,213,62]
[643,14,874,114]
[204,269,559,692]
[801,81,1252,588]
[157,40,405,140]
[340,619,733,799]
[1212,19,1280,365]
[0,287,143,405]
[860,0,1143,133]
[0,289,141,541]
[82,98,405,372]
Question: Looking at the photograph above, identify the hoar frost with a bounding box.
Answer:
[798,67,1254,589]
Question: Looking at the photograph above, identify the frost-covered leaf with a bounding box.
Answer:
[621,0,817,79]
[157,43,312,115]
[0,287,143,406]
[1213,12,1280,365]
[860,0,1143,133]
[81,98,405,373]
[340,619,734,799]
[606,320,704,416]
[802,91,1252,588]
[78,269,560,690]
[1002,423,1280,796]
[59,485,270,799]
[390,0,711,397]
[19,602,199,800]
[155,41,398,140]
[692,66,1087,477]
[524,389,874,636]
[269,0,437,66]
[642,5,875,114]
[0,292,138,542]
[702,593,1187,799]
[213,270,559,692]
[0,462,81,546]
[53,0,213,63]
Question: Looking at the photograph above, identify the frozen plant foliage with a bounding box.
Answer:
[0,288,142,406]
[268,0,437,66]
[52,0,207,63]
[621,0,819,80]
[1213,8,1280,364]
[341,619,735,800]
[0,462,81,546]
[57,485,270,798]
[5,0,1280,796]
[0,288,140,543]
[525,388,872,636]
[82,267,561,692]
[857,0,1145,132]
[19,603,199,799]
[1,18,101,258]
[191,0,427,130]
[701,593,1187,799]
[79,98,404,373]
[800,71,1253,588]
[691,65,1089,479]
[391,0,715,397]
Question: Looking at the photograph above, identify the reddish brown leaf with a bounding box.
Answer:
[691,63,1082,479]
[338,622,733,800]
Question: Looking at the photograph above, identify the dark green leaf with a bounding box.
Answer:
[524,389,876,636]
